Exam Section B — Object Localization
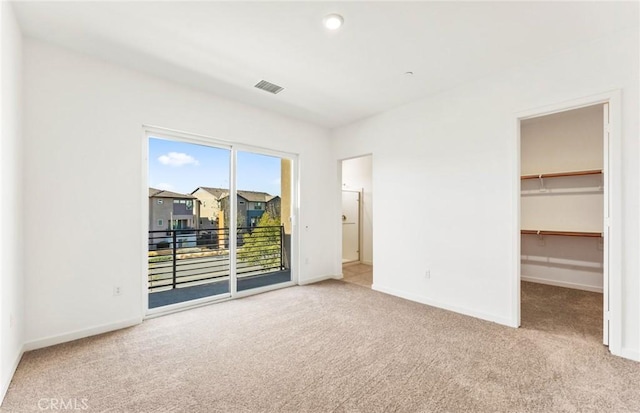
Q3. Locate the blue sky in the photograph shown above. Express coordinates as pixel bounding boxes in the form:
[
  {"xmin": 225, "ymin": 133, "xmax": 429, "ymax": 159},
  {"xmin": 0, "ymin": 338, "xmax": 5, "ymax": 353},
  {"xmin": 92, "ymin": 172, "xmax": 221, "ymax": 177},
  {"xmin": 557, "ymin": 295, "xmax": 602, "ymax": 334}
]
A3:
[{"xmin": 148, "ymin": 137, "xmax": 281, "ymax": 196}]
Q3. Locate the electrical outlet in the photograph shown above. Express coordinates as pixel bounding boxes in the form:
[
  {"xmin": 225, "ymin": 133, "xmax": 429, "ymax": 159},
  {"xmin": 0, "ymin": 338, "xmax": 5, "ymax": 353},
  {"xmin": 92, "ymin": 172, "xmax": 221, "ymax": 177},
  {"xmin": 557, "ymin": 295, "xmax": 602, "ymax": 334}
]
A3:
[
  {"xmin": 425, "ymin": 270, "xmax": 431, "ymax": 279},
  {"xmin": 113, "ymin": 286, "xmax": 122, "ymax": 296}
]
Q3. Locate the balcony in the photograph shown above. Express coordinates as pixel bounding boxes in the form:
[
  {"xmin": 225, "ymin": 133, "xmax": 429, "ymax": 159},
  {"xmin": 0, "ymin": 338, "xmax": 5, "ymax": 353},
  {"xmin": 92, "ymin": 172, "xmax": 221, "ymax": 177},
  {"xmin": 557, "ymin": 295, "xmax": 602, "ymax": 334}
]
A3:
[{"xmin": 148, "ymin": 226, "xmax": 290, "ymax": 308}]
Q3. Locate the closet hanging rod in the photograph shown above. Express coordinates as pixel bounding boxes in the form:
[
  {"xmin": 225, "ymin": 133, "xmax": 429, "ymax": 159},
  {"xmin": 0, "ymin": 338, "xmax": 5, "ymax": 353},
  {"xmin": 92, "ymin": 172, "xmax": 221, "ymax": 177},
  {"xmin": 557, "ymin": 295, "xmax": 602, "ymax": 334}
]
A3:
[
  {"xmin": 520, "ymin": 169, "xmax": 602, "ymax": 180},
  {"xmin": 520, "ymin": 229, "xmax": 603, "ymax": 238}
]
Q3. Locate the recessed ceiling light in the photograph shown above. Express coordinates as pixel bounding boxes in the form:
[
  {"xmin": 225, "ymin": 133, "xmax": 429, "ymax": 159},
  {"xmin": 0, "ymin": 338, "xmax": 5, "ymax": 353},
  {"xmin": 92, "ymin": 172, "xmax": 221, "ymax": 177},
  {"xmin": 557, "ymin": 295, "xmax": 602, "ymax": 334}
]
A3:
[{"xmin": 323, "ymin": 14, "xmax": 344, "ymax": 30}]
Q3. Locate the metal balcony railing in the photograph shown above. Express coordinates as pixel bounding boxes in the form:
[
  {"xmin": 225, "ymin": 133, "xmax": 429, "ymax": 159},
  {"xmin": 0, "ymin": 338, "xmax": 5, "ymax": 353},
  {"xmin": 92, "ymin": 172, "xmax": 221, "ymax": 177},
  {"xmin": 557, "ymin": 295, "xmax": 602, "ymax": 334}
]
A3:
[{"xmin": 148, "ymin": 226, "xmax": 286, "ymax": 292}]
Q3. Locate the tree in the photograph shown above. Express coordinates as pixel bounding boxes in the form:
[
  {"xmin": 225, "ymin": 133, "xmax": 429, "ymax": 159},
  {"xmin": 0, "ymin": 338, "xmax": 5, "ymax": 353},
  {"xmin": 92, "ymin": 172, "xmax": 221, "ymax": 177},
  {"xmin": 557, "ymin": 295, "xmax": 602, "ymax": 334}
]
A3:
[{"xmin": 237, "ymin": 212, "xmax": 282, "ymax": 271}]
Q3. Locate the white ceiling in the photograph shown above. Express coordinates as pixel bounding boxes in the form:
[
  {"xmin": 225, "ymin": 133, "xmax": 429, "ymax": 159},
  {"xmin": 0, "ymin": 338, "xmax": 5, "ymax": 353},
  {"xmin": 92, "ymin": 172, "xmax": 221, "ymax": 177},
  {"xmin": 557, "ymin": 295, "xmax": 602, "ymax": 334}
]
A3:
[{"xmin": 12, "ymin": 1, "xmax": 639, "ymax": 128}]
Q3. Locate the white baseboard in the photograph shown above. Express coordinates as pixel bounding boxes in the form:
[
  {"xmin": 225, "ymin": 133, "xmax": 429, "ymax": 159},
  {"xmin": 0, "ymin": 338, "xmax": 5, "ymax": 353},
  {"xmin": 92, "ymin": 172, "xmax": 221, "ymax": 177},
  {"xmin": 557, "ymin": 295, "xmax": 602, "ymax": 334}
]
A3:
[
  {"xmin": 521, "ymin": 276, "xmax": 603, "ymax": 293},
  {"xmin": 361, "ymin": 260, "xmax": 373, "ymax": 266},
  {"xmin": 1, "ymin": 344, "xmax": 24, "ymax": 404},
  {"xmin": 298, "ymin": 274, "xmax": 340, "ymax": 285},
  {"xmin": 372, "ymin": 284, "xmax": 513, "ymax": 327},
  {"xmin": 617, "ymin": 347, "xmax": 640, "ymax": 362},
  {"xmin": 23, "ymin": 317, "xmax": 143, "ymax": 352}
]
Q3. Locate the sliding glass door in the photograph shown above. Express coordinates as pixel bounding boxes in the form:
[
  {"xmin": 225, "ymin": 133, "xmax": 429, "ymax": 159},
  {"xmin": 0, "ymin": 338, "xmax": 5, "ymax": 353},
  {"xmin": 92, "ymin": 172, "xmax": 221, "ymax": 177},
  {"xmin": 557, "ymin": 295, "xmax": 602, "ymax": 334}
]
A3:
[
  {"xmin": 147, "ymin": 137, "xmax": 231, "ymax": 308},
  {"xmin": 235, "ymin": 151, "xmax": 292, "ymax": 293},
  {"xmin": 146, "ymin": 131, "xmax": 295, "ymax": 310}
]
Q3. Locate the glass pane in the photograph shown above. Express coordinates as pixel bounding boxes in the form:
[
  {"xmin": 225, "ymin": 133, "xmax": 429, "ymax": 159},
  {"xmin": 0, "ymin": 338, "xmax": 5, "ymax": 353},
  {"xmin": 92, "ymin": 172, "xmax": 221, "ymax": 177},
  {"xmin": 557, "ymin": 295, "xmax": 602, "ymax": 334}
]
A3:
[
  {"xmin": 235, "ymin": 151, "xmax": 292, "ymax": 292},
  {"xmin": 147, "ymin": 137, "xmax": 230, "ymax": 308}
]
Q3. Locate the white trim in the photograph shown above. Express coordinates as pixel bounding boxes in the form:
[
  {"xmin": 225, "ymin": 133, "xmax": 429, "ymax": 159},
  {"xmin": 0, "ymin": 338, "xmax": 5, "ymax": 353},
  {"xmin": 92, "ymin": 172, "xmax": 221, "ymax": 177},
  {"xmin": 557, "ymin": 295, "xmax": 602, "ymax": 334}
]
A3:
[
  {"xmin": 144, "ymin": 124, "xmax": 296, "ymax": 159},
  {"xmin": 602, "ymin": 102, "xmax": 610, "ymax": 346},
  {"xmin": 618, "ymin": 348, "xmax": 640, "ymax": 362},
  {"xmin": 521, "ymin": 276, "xmax": 603, "ymax": 293},
  {"xmin": 229, "ymin": 149, "xmax": 238, "ymax": 297},
  {"xmin": 336, "ymin": 160, "xmax": 344, "ymax": 282},
  {"xmin": 140, "ymin": 130, "xmax": 149, "ymax": 318},
  {"xmin": 0, "ymin": 345, "xmax": 24, "ymax": 403},
  {"xmin": 516, "ymin": 92, "xmax": 616, "ymax": 121},
  {"xmin": 144, "ymin": 125, "xmax": 232, "ymax": 150},
  {"xmin": 511, "ymin": 114, "xmax": 522, "ymax": 328},
  {"xmin": 290, "ymin": 157, "xmax": 300, "ymax": 285},
  {"xmin": 513, "ymin": 90, "xmax": 623, "ymax": 354},
  {"xmin": 298, "ymin": 274, "xmax": 340, "ymax": 285},
  {"xmin": 373, "ymin": 284, "xmax": 513, "ymax": 327},
  {"xmin": 607, "ymin": 92, "xmax": 623, "ymax": 357},
  {"xmin": 360, "ymin": 260, "xmax": 374, "ymax": 266},
  {"xmin": 23, "ymin": 318, "xmax": 142, "ymax": 352}
]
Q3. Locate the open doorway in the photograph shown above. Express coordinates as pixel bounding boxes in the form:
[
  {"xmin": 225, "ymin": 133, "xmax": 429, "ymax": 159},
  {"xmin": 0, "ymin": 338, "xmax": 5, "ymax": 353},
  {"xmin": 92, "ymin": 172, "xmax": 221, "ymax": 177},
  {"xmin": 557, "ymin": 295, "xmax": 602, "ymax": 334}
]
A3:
[
  {"xmin": 340, "ymin": 155, "xmax": 373, "ymax": 288},
  {"xmin": 519, "ymin": 103, "xmax": 609, "ymax": 345}
]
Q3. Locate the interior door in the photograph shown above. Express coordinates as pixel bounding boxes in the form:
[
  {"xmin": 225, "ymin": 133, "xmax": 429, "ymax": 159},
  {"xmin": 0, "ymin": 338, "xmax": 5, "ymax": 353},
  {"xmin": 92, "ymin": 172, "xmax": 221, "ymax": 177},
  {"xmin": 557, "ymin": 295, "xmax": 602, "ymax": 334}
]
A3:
[{"xmin": 342, "ymin": 191, "xmax": 360, "ymax": 263}]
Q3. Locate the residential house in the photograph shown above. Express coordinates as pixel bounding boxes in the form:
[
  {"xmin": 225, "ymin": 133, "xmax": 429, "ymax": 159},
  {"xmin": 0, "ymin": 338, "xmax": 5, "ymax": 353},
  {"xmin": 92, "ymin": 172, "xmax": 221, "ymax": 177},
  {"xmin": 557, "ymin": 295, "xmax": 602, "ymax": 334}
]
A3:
[
  {"xmin": 219, "ymin": 190, "xmax": 281, "ymax": 228},
  {"xmin": 190, "ymin": 186, "xmax": 227, "ymax": 229},
  {"xmin": 148, "ymin": 188, "xmax": 198, "ymax": 232},
  {"xmin": 191, "ymin": 187, "xmax": 281, "ymax": 229},
  {"xmin": 265, "ymin": 194, "xmax": 281, "ymax": 221}
]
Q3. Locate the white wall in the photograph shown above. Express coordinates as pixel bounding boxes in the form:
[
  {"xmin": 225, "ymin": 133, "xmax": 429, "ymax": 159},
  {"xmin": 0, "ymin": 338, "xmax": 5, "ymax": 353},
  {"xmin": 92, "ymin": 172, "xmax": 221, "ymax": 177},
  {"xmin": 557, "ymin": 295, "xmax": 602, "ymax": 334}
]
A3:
[
  {"xmin": 342, "ymin": 155, "xmax": 373, "ymax": 265},
  {"xmin": 521, "ymin": 105, "xmax": 604, "ymax": 174},
  {"xmin": 332, "ymin": 28, "xmax": 639, "ymax": 360},
  {"xmin": 22, "ymin": 39, "xmax": 338, "ymax": 349},
  {"xmin": 0, "ymin": 1, "xmax": 24, "ymax": 401},
  {"xmin": 521, "ymin": 235, "xmax": 603, "ymax": 292}
]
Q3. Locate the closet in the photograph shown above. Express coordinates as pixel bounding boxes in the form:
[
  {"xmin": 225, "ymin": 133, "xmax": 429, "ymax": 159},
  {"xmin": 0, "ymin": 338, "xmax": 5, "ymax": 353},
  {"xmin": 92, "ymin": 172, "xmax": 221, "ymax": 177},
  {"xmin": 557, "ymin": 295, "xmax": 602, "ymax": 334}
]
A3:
[{"xmin": 520, "ymin": 103, "xmax": 607, "ymax": 341}]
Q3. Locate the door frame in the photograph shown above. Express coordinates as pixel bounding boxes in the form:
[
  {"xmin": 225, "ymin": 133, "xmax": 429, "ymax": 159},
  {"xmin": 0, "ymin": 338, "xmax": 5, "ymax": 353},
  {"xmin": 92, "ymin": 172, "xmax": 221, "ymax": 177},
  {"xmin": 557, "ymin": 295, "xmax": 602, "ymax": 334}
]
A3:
[
  {"xmin": 141, "ymin": 125, "xmax": 299, "ymax": 317},
  {"xmin": 512, "ymin": 90, "xmax": 622, "ymax": 355}
]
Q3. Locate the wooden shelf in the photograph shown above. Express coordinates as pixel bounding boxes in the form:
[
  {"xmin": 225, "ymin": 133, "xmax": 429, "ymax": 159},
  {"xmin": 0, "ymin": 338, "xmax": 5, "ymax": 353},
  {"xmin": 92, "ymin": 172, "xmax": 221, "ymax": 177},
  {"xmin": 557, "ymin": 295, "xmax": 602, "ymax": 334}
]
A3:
[
  {"xmin": 521, "ymin": 229, "xmax": 602, "ymax": 238},
  {"xmin": 521, "ymin": 169, "xmax": 602, "ymax": 180}
]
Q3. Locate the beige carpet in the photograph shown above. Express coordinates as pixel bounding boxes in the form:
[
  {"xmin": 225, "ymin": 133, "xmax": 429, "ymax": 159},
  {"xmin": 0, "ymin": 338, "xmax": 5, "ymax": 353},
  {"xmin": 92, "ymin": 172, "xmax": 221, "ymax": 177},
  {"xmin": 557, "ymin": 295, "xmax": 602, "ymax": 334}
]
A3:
[{"xmin": 2, "ymin": 281, "xmax": 639, "ymax": 412}]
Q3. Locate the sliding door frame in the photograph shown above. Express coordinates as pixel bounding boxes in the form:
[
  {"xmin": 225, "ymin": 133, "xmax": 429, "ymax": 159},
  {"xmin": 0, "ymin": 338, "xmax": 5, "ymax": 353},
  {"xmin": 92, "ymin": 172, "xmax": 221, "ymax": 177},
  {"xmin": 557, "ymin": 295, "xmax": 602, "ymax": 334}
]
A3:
[
  {"xmin": 141, "ymin": 125, "xmax": 299, "ymax": 317},
  {"xmin": 233, "ymin": 146, "xmax": 299, "ymax": 299}
]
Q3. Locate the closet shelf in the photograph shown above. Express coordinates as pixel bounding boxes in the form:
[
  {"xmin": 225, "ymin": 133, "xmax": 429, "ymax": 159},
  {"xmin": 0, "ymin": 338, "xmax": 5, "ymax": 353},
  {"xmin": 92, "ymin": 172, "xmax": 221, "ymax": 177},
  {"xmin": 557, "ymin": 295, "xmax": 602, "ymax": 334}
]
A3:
[
  {"xmin": 521, "ymin": 229, "xmax": 602, "ymax": 238},
  {"xmin": 521, "ymin": 169, "xmax": 602, "ymax": 180}
]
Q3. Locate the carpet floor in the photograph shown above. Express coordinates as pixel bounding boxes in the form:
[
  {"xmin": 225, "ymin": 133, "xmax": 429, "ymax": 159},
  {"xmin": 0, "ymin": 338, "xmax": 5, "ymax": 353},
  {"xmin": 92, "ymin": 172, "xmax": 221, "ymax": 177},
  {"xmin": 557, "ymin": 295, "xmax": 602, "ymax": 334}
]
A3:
[{"xmin": 1, "ymin": 281, "xmax": 638, "ymax": 412}]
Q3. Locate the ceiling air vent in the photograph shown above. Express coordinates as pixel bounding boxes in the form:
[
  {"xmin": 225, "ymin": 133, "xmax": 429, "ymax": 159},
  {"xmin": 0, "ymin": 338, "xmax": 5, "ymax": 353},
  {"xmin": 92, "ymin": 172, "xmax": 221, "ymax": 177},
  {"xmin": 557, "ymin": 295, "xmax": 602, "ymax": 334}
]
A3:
[{"xmin": 254, "ymin": 80, "xmax": 284, "ymax": 94}]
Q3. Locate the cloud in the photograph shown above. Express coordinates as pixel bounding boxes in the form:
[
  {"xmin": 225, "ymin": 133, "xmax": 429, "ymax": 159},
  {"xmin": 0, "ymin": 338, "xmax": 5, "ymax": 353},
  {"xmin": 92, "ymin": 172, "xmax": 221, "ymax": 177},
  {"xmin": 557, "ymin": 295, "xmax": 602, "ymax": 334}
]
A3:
[
  {"xmin": 158, "ymin": 152, "xmax": 199, "ymax": 167},
  {"xmin": 155, "ymin": 182, "xmax": 175, "ymax": 191}
]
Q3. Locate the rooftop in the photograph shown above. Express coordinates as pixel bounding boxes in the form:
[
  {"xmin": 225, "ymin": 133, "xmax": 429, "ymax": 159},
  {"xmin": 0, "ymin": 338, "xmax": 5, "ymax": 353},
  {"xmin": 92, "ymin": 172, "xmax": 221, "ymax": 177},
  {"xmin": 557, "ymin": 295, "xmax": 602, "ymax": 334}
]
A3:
[{"xmin": 149, "ymin": 188, "xmax": 197, "ymax": 199}]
